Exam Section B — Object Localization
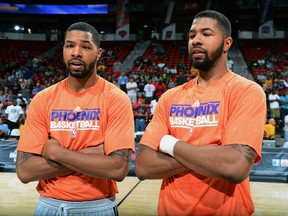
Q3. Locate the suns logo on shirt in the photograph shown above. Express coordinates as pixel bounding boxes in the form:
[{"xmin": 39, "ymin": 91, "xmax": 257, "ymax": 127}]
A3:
[
  {"xmin": 50, "ymin": 108, "xmax": 100, "ymax": 131},
  {"xmin": 169, "ymin": 101, "xmax": 220, "ymax": 129}
]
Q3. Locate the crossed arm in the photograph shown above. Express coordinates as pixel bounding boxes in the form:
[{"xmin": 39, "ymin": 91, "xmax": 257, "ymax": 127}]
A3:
[
  {"xmin": 16, "ymin": 139, "xmax": 132, "ymax": 184},
  {"xmin": 135, "ymin": 141, "xmax": 256, "ymax": 184}
]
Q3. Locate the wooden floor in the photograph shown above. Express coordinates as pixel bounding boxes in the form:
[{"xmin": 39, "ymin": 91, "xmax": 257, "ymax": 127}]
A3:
[{"xmin": 0, "ymin": 172, "xmax": 288, "ymax": 216}]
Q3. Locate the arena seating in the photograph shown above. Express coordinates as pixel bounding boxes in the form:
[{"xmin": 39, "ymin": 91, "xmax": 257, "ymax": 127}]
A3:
[
  {"xmin": 238, "ymin": 39, "xmax": 288, "ymax": 81},
  {"xmin": 0, "ymin": 40, "xmax": 58, "ymax": 67}
]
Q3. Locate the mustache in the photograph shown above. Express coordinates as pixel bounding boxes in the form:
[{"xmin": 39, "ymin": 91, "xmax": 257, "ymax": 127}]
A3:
[
  {"xmin": 68, "ymin": 58, "xmax": 85, "ymax": 65},
  {"xmin": 189, "ymin": 45, "xmax": 207, "ymax": 58}
]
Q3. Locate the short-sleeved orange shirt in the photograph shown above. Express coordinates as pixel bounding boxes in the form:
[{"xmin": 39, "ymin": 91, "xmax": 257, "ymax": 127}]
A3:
[
  {"xmin": 141, "ymin": 71, "xmax": 267, "ymax": 215},
  {"xmin": 17, "ymin": 77, "xmax": 135, "ymax": 201}
]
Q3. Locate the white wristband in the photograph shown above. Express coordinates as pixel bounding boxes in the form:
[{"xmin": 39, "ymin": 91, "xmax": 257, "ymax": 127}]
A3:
[{"xmin": 159, "ymin": 135, "xmax": 179, "ymax": 157}]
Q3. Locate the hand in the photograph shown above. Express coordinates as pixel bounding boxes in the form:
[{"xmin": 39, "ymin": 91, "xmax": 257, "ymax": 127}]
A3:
[
  {"xmin": 159, "ymin": 135, "xmax": 179, "ymax": 157},
  {"xmin": 42, "ymin": 138, "xmax": 62, "ymax": 161},
  {"xmin": 79, "ymin": 144, "xmax": 105, "ymax": 155}
]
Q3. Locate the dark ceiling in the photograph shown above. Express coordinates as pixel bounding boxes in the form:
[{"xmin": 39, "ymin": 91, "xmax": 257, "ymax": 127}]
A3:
[{"xmin": 0, "ymin": 0, "xmax": 287, "ymax": 36}]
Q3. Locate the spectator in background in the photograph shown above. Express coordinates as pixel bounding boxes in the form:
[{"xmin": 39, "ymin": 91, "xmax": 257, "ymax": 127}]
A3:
[
  {"xmin": 32, "ymin": 82, "xmax": 44, "ymax": 97},
  {"xmin": 166, "ymin": 75, "xmax": 176, "ymax": 89},
  {"xmin": 0, "ymin": 117, "xmax": 9, "ymax": 139},
  {"xmin": 257, "ymin": 71, "xmax": 266, "ymax": 84},
  {"xmin": 144, "ymin": 79, "xmax": 155, "ymax": 104},
  {"xmin": 178, "ymin": 60, "xmax": 186, "ymax": 70},
  {"xmin": 268, "ymin": 88, "xmax": 281, "ymax": 125},
  {"xmin": 227, "ymin": 57, "xmax": 234, "ymax": 70},
  {"xmin": 283, "ymin": 114, "xmax": 288, "ymax": 143},
  {"xmin": 176, "ymin": 71, "xmax": 187, "ymax": 86},
  {"xmin": 5, "ymin": 99, "xmax": 24, "ymax": 132},
  {"xmin": 154, "ymin": 79, "xmax": 166, "ymax": 98},
  {"xmin": 264, "ymin": 118, "xmax": 276, "ymax": 140},
  {"xmin": 117, "ymin": 72, "xmax": 128, "ymax": 93},
  {"xmin": 18, "ymin": 117, "xmax": 25, "ymax": 135},
  {"xmin": 280, "ymin": 90, "xmax": 288, "ymax": 127},
  {"xmin": 23, "ymin": 66, "xmax": 33, "ymax": 85},
  {"xmin": 137, "ymin": 76, "xmax": 147, "ymax": 98},
  {"xmin": 0, "ymin": 90, "xmax": 6, "ymax": 103},
  {"xmin": 264, "ymin": 75, "xmax": 273, "ymax": 90},
  {"xmin": 134, "ymin": 98, "xmax": 148, "ymax": 132},
  {"xmin": 126, "ymin": 77, "xmax": 138, "ymax": 103},
  {"xmin": 150, "ymin": 95, "xmax": 159, "ymax": 117},
  {"xmin": 113, "ymin": 59, "xmax": 123, "ymax": 78},
  {"xmin": 10, "ymin": 80, "xmax": 22, "ymax": 96},
  {"xmin": 97, "ymin": 61, "xmax": 105, "ymax": 78},
  {"xmin": 170, "ymin": 65, "xmax": 178, "ymax": 75}
]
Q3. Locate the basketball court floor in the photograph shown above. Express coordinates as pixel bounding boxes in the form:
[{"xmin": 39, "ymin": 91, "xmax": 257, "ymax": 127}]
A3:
[{"xmin": 0, "ymin": 172, "xmax": 288, "ymax": 216}]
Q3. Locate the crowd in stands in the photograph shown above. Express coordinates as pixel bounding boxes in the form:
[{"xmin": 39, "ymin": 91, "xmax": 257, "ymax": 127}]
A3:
[
  {"xmin": 239, "ymin": 39, "xmax": 288, "ymax": 145},
  {"xmin": 1, "ymin": 38, "xmax": 288, "ymax": 144},
  {"xmin": 0, "ymin": 38, "xmax": 196, "ymax": 139}
]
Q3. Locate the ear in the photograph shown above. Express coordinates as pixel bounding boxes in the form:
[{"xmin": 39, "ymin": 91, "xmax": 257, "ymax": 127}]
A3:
[
  {"xmin": 97, "ymin": 48, "xmax": 103, "ymax": 61},
  {"xmin": 223, "ymin": 37, "xmax": 233, "ymax": 53}
]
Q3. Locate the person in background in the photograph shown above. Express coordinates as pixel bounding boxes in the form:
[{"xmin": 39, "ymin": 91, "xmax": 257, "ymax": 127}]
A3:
[
  {"xmin": 264, "ymin": 118, "xmax": 276, "ymax": 140},
  {"xmin": 149, "ymin": 95, "xmax": 159, "ymax": 117},
  {"xmin": 134, "ymin": 98, "xmax": 149, "ymax": 132},
  {"xmin": 117, "ymin": 71, "xmax": 128, "ymax": 93},
  {"xmin": 16, "ymin": 22, "xmax": 134, "ymax": 216},
  {"xmin": 280, "ymin": 90, "xmax": 288, "ymax": 128},
  {"xmin": 126, "ymin": 76, "xmax": 138, "ymax": 103},
  {"xmin": 283, "ymin": 115, "xmax": 288, "ymax": 143},
  {"xmin": 31, "ymin": 82, "xmax": 44, "ymax": 97},
  {"xmin": 113, "ymin": 59, "xmax": 123, "ymax": 79},
  {"xmin": 154, "ymin": 79, "xmax": 167, "ymax": 98},
  {"xmin": 268, "ymin": 88, "xmax": 281, "ymax": 127},
  {"xmin": 144, "ymin": 79, "xmax": 155, "ymax": 105},
  {"xmin": 135, "ymin": 10, "xmax": 266, "ymax": 216},
  {"xmin": 5, "ymin": 99, "xmax": 24, "ymax": 132},
  {"xmin": 0, "ymin": 117, "xmax": 9, "ymax": 139}
]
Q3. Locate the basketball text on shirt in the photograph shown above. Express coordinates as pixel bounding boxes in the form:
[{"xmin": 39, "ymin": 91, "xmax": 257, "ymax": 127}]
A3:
[
  {"xmin": 50, "ymin": 108, "xmax": 100, "ymax": 131},
  {"xmin": 169, "ymin": 101, "xmax": 219, "ymax": 129}
]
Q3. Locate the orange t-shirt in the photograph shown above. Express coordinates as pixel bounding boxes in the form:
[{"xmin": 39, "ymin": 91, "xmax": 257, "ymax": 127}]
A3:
[
  {"xmin": 17, "ymin": 76, "xmax": 135, "ymax": 201},
  {"xmin": 141, "ymin": 71, "xmax": 267, "ymax": 216}
]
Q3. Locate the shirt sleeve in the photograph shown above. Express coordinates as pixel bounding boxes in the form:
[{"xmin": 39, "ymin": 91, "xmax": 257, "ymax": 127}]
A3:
[
  {"xmin": 17, "ymin": 93, "xmax": 48, "ymax": 154},
  {"xmin": 104, "ymin": 89, "xmax": 135, "ymax": 154},
  {"xmin": 222, "ymin": 83, "xmax": 267, "ymax": 163}
]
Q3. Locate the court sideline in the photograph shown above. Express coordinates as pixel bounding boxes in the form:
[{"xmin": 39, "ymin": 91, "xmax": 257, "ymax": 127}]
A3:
[{"xmin": 1, "ymin": 173, "xmax": 288, "ymax": 216}]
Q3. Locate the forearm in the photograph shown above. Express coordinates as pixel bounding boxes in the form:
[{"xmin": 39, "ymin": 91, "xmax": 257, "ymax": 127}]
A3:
[
  {"xmin": 173, "ymin": 141, "xmax": 255, "ymax": 183},
  {"xmin": 135, "ymin": 145, "xmax": 190, "ymax": 180},
  {"xmin": 16, "ymin": 151, "xmax": 71, "ymax": 184},
  {"xmin": 49, "ymin": 147, "xmax": 130, "ymax": 181}
]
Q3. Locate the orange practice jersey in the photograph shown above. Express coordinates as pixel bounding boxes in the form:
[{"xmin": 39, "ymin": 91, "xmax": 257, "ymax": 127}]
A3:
[
  {"xmin": 141, "ymin": 71, "xmax": 267, "ymax": 216},
  {"xmin": 17, "ymin": 77, "xmax": 135, "ymax": 201}
]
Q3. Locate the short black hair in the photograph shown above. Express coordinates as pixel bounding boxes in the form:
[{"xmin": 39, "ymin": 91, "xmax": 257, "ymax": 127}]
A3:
[
  {"xmin": 65, "ymin": 22, "xmax": 100, "ymax": 48},
  {"xmin": 194, "ymin": 10, "xmax": 231, "ymax": 38}
]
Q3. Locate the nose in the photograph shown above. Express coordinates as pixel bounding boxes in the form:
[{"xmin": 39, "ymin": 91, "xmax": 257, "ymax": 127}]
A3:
[
  {"xmin": 72, "ymin": 46, "xmax": 82, "ymax": 58},
  {"xmin": 191, "ymin": 34, "xmax": 202, "ymax": 46}
]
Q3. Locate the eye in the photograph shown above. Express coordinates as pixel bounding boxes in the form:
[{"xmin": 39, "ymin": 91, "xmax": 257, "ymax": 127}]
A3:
[
  {"xmin": 189, "ymin": 34, "xmax": 195, "ymax": 39},
  {"xmin": 65, "ymin": 44, "xmax": 73, "ymax": 48},
  {"xmin": 203, "ymin": 33, "xmax": 212, "ymax": 37}
]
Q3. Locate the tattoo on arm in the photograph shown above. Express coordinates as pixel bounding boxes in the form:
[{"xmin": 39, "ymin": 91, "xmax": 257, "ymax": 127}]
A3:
[
  {"xmin": 109, "ymin": 149, "xmax": 132, "ymax": 162},
  {"xmin": 230, "ymin": 144, "xmax": 256, "ymax": 164},
  {"xmin": 16, "ymin": 151, "xmax": 60, "ymax": 168},
  {"xmin": 16, "ymin": 151, "xmax": 34, "ymax": 167},
  {"xmin": 137, "ymin": 144, "xmax": 154, "ymax": 155}
]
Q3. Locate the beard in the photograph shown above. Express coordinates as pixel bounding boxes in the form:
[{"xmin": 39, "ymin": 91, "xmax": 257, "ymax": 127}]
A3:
[
  {"xmin": 190, "ymin": 40, "xmax": 224, "ymax": 71},
  {"xmin": 66, "ymin": 58, "xmax": 97, "ymax": 79}
]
